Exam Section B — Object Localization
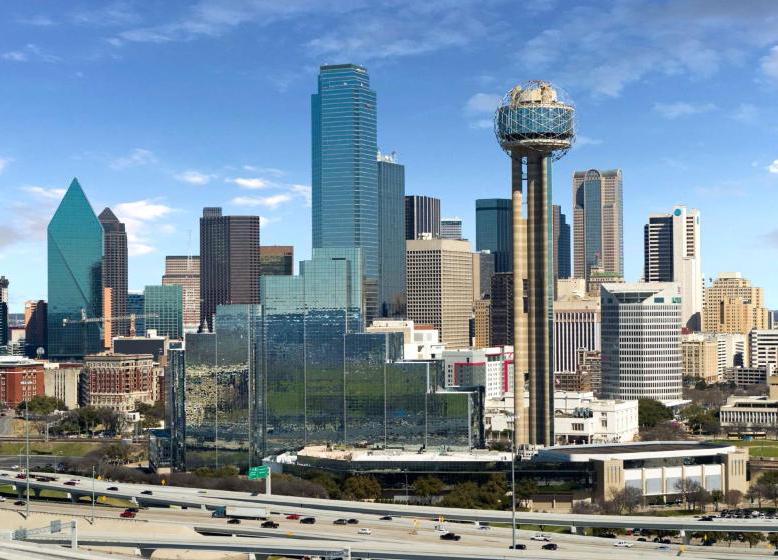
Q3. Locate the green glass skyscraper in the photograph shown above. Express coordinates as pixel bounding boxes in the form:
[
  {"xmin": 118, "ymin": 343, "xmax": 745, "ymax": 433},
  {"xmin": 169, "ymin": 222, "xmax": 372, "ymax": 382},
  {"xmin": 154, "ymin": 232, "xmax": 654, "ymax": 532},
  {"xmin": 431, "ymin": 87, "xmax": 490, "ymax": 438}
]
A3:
[
  {"xmin": 47, "ymin": 178, "xmax": 103, "ymax": 359},
  {"xmin": 377, "ymin": 152, "xmax": 405, "ymax": 317},
  {"xmin": 144, "ymin": 285, "xmax": 183, "ymax": 339},
  {"xmin": 311, "ymin": 64, "xmax": 378, "ymax": 320}
]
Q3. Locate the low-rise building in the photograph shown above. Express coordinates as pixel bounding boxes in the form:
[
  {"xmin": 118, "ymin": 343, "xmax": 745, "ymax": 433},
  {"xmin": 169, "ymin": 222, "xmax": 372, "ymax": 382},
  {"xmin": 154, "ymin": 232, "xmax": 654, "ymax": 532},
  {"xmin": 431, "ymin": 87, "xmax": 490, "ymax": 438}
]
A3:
[
  {"xmin": 0, "ymin": 356, "xmax": 44, "ymax": 407},
  {"xmin": 720, "ymin": 395, "xmax": 778, "ymax": 429},
  {"xmin": 577, "ymin": 349, "xmax": 602, "ymax": 396},
  {"xmin": 365, "ymin": 319, "xmax": 444, "ymax": 360},
  {"xmin": 443, "ymin": 346, "xmax": 513, "ymax": 399},
  {"xmin": 723, "ymin": 365, "xmax": 774, "ymax": 386},
  {"xmin": 81, "ymin": 353, "xmax": 160, "ymax": 413},
  {"xmin": 43, "ymin": 362, "xmax": 80, "ymax": 410},
  {"xmin": 681, "ymin": 333, "xmax": 719, "ymax": 384}
]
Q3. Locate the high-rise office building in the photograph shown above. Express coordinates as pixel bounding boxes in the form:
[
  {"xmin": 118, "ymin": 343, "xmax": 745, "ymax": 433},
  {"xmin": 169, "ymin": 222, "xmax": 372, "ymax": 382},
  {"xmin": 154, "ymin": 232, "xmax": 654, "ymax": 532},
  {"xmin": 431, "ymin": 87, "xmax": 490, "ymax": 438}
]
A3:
[
  {"xmin": 162, "ymin": 256, "xmax": 200, "ymax": 332},
  {"xmin": 472, "ymin": 298, "xmax": 491, "ymax": 348},
  {"xmin": 440, "ymin": 217, "xmax": 463, "ymax": 240},
  {"xmin": 749, "ymin": 330, "xmax": 778, "ymax": 370},
  {"xmin": 259, "ymin": 246, "xmax": 293, "ymax": 276},
  {"xmin": 490, "ymin": 272, "xmax": 513, "ymax": 347},
  {"xmin": 47, "ymin": 179, "xmax": 103, "ymax": 360},
  {"xmin": 573, "ymin": 169, "xmax": 623, "ymax": 280},
  {"xmin": 406, "ymin": 237, "xmax": 473, "ymax": 348},
  {"xmin": 126, "ymin": 292, "xmax": 145, "ymax": 336},
  {"xmin": 144, "ymin": 285, "xmax": 183, "ymax": 339},
  {"xmin": 312, "ymin": 64, "xmax": 378, "ymax": 321},
  {"xmin": 476, "ymin": 199, "xmax": 513, "ymax": 273},
  {"xmin": 199, "ymin": 207, "xmax": 261, "ymax": 332},
  {"xmin": 98, "ymin": 208, "xmax": 128, "ymax": 340},
  {"xmin": 0, "ymin": 276, "xmax": 7, "ymax": 347},
  {"xmin": 553, "ymin": 204, "xmax": 571, "ymax": 280},
  {"xmin": 644, "ymin": 206, "xmax": 702, "ymax": 331},
  {"xmin": 703, "ymin": 272, "xmax": 768, "ymax": 334},
  {"xmin": 554, "ymin": 279, "xmax": 600, "ymax": 376},
  {"xmin": 472, "ymin": 250, "xmax": 495, "ymax": 299},
  {"xmin": 405, "ymin": 195, "xmax": 441, "ymax": 240},
  {"xmin": 377, "ymin": 152, "xmax": 406, "ymax": 317},
  {"xmin": 23, "ymin": 300, "xmax": 47, "ymax": 358},
  {"xmin": 601, "ymin": 282, "xmax": 682, "ymax": 401}
]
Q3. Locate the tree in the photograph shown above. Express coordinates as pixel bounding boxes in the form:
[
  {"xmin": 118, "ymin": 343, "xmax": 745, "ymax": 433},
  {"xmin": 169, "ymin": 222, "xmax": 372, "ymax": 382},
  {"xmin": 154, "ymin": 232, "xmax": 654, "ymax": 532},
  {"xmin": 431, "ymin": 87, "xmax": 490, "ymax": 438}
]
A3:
[
  {"xmin": 640, "ymin": 420, "xmax": 689, "ymax": 441},
  {"xmin": 609, "ymin": 486, "xmax": 643, "ymax": 514},
  {"xmin": 571, "ymin": 501, "xmax": 600, "ymax": 514},
  {"xmin": 743, "ymin": 532, "xmax": 765, "ymax": 549},
  {"xmin": 746, "ymin": 484, "xmax": 762, "ymax": 507},
  {"xmin": 342, "ymin": 476, "xmax": 382, "ymax": 501},
  {"xmin": 757, "ymin": 471, "xmax": 778, "ymax": 508},
  {"xmin": 768, "ymin": 532, "xmax": 778, "ymax": 549},
  {"xmin": 413, "ymin": 476, "xmax": 445, "ymax": 500},
  {"xmin": 711, "ymin": 490, "xmax": 723, "ymax": 512},
  {"xmin": 689, "ymin": 485, "xmax": 711, "ymax": 512},
  {"xmin": 439, "ymin": 482, "xmax": 479, "ymax": 509},
  {"xmin": 638, "ymin": 399, "xmax": 673, "ymax": 428},
  {"xmin": 674, "ymin": 479, "xmax": 703, "ymax": 510},
  {"xmin": 16, "ymin": 395, "xmax": 66, "ymax": 416},
  {"xmin": 515, "ymin": 478, "xmax": 538, "ymax": 508},
  {"xmin": 725, "ymin": 489, "xmax": 743, "ymax": 508}
]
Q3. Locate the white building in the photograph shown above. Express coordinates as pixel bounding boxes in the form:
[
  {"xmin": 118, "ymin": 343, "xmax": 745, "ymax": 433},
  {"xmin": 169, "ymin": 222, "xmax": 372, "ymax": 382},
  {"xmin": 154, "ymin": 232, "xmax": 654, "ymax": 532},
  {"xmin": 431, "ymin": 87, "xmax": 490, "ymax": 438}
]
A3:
[
  {"xmin": 485, "ymin": 391, "xmax": 638, "ymax": 445},
  {"xmin": 750, "ymin": 330, "xmax": 778, "ymax": 369},
  {"xmin": 644, "ymin": 206, "xmax": 702, "ymax": 331},
  {"xmin": 720, "ymin": 395, "xmax": 778, "ymax": 429},
  {"xmin": 43, "ymin": 363, "xmax": 80, "ymax": 410},
  {"xmin": 443, "ymin": 346, "xmax": 513, "ymax": 399},
  {"xmin": 715, "ymin": 332, "xmax": 748, "ymax": 375},
  {"xmin": 366, "ymin": 319, "xmax": 444, "ymax": 360},
  {"xmin": 554, "ymin": 279, "xmax": 601, "ymax": 375},
  {"xmin": 601, "ymin": 282, "xmax": 682, "ymax": 401}
]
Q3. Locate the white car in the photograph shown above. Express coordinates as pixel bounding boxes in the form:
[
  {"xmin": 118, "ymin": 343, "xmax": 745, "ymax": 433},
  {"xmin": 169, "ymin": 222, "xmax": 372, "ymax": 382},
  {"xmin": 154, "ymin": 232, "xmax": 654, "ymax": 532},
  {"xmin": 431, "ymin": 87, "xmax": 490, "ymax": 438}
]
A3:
[
  {"xmin": 434, "ymin": 524, "xmax": 448, "ymax": 532},
  {"xmin": 358, "ymin": 528, "xmax": 372, "ymax": 535},
  {"xmin": 531, "ymin": 533, "xmax": 552, "ymax": 542},
  {"xmin": 0, "ymin": 496, "xmax": 5, "ymax": 502},
  {"xmin": 614, "ymin": 541, "xmax": 633, "ymax": 548}
]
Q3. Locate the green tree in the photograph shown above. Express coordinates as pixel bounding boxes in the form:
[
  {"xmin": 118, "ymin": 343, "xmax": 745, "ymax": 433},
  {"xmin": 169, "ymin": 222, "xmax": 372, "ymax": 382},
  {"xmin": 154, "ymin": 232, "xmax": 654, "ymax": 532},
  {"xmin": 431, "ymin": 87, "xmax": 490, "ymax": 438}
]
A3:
[
  {"xmin": 609, "ymin": 486, "xmax": 643, "ymax": 514},
  {"xmin": 638, "ymin": 399, "xmax": 673, "ymax": 428},
  {"xmin": 342, "ymin": 476, "xmax": 382, "ymax": 501},
  {"xmin": 440, "ymin": 482, "xmax": 479, "ymax": 509},
  {"xmin": 711, "ymin": 490, "xmax": 723, "ymax": 512},
  {"xmin": 757, "ymin": 471, "xmax": 778, "ymax": 507},
  {"xmin": 16, "ymin": 395, "xmax": 66, "ymax": 416},
  {"xmin": 413, "ymin": 476, "xmax": 445, "ymax": 500},
  {"xmin": 743, "ymin": 532, "xmax": 764, "ymax": 548},
  {"xmin": 308, "ymin": 473, "xmax": 340, "ymax": 499},
  {"xmin": 768, "ymin": 532, "xmax": 778, "ymax": 549},
  {"xmin": 515, "ymin": 478, "xmax": 538, "ymax": 508}
]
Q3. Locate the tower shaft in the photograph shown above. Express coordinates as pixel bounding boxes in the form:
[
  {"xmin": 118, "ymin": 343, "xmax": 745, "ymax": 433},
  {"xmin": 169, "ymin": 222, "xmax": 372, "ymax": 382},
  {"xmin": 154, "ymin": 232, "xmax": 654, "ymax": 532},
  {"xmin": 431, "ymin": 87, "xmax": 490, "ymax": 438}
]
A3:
[{"xmin": 511, "ymin": 157, "xmax": 527, "ymax": 445}]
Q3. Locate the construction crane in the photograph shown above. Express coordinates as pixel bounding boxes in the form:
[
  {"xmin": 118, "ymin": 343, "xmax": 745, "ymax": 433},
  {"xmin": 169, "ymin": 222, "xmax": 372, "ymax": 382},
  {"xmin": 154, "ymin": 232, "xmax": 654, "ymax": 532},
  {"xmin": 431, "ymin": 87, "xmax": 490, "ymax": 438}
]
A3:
[{"xmin": 62, "ymin": 309, "xmax": 159, "ymax": 337}]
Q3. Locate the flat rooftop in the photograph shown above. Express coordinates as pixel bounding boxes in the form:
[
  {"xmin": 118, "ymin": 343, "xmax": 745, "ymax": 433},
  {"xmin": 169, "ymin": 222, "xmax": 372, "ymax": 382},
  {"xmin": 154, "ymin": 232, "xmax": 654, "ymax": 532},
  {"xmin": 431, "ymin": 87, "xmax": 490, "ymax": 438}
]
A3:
[{"xmin": 535, "ymin": 441, "xmax": 740, "ymax": 463}]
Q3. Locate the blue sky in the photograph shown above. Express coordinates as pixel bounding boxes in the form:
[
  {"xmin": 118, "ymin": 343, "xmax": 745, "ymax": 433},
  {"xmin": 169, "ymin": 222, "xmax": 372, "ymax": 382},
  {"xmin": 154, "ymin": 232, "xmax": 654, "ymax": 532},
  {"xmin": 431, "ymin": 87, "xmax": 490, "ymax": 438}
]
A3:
[{"xmin": 1, "ymin": 0, "xmax": 778, "ymax": 312}]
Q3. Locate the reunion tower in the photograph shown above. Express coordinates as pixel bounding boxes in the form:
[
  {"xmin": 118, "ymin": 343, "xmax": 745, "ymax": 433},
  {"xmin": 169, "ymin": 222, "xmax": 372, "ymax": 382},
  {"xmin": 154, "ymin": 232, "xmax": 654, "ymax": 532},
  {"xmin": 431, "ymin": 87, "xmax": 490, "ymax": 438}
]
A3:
[{"xmin": 494, "ymin": 81, "xmax": 575, "ymax": 446}]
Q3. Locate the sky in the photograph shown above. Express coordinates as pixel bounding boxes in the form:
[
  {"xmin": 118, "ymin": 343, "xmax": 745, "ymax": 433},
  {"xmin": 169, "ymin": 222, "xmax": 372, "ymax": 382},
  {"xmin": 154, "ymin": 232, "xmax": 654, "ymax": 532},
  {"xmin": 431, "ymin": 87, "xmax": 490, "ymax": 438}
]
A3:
[{"xmin": 1, "ymin": 0, "xmax": 778, "ymax": 313}]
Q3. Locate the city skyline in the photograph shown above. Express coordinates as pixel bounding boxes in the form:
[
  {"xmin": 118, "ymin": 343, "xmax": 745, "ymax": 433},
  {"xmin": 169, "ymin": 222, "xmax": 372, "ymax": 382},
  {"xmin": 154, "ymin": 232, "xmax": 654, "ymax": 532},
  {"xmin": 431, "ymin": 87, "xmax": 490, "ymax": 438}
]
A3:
[{"xmin": 2, "ymin": 2, "xmax": 778, "ymax": 311}]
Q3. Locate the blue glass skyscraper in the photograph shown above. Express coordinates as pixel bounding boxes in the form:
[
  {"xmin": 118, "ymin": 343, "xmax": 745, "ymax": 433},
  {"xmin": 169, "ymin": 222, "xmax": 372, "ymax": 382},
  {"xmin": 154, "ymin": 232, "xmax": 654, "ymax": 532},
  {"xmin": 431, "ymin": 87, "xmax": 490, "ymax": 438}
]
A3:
[
  {"xmin": 476, "ymin": 199, "xmax": 513, "ymax": 273},
  {"xmin": 311, "ymin": 64, "xmax": 378, "ymax": 320},
  {"xmin": 377, "ymin": 153, "xmax": 405, "ymax": 317},
  {"xmin": 47, "ymin": 178, "xmax": 103, "ymax": 359}
]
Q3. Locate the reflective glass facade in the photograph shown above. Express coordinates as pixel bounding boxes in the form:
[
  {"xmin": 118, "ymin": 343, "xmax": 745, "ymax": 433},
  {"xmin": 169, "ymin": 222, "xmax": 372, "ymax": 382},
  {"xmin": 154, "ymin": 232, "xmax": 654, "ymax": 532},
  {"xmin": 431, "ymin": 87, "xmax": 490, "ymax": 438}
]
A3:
[
  {"xmin": 475, "ymin": 198, "xmax": 513, "ymax": 273},
  {"xmin": 377, "ymin": 158, "xmax": 405, "ymax": 317},
  {"xmin": 47, "ymin": 179, "xmax": 103, "ymax": 359},
  {"xmin": 312, "ymin": 64, "xmax": 378, "ymax": 320},
  {"xmin": 143, "ymin": 284, "xmax": 183, "ymax": 339},
  {"xmin": 126, "ymin": 293, "xmax": 145, "ymax": 336}
]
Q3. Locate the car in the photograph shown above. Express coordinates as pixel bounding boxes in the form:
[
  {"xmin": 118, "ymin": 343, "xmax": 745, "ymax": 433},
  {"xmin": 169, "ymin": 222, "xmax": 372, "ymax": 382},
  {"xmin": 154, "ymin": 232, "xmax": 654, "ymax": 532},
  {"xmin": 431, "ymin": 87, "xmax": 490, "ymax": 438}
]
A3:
[
  {"xmin": 601, "ymin": 532, "xmax": 617, "ymax": 539},
  {"xmin": 261, "ymin": 521, "xmax": 279, "ymax": 529},
  {"xmin": 660, "ymin": 538, "xmax": 672, "ymax": 544},
  {"xmin": 637, "ymin": 537, "xmax": 647, "ymax": 542},
  {"xmin": 347, "ymin": 518, "xmax": 359, "ymax": 525},
  {"xmin": 657, "ymin": 545, "xmax": 671, "ymax": 551},
  {"xmin": 477, "ymin": 525, "xmax": 491, "ymax": 531},
  {"xmin": 358, "ymin": 528, "xmax": 372, "ymax": 535},
  {"xmin": 0, "ymin": 496, "xmax": 5, "ymax": 502},
  {"xmin": 508, "ymin": 544, "xmax": 527, "ymax": 550},
  {"xmin": 227, "ymin": 518, "xmax": 241, "ymax": 525},
  {"xmin": 120, "ymin": 511, "xmax": 136, "ymax": 518},
  {"xmin": 197, "ymin": 490, "xmax": 207, "ymax": 494},
  {"xmin": 614, "ymin": 541, "xmax": 633, "ymax": 548},
  {"xmin": 286, "ymin": 514, "xmax": 301, "ymax": 520},
  {"xmin": 440, "ymin": 532, "xmax": 461, "ymax": 541},
  {"xmin": 126, "ymin": 507, "xmax": 139, "ymax": 513},
  {"xmin": 334, "ymin": 519, "xmax": 348, "ymax": 525},
  {"xmin": 530, "ymin": 533, "xmax": 551, "ymax": 542},
  {"xmin": 14, "ymin": 500, "xmax": 25, "ymax": 506},
  {"xmin": 107, "ymin": 486, "xmax": 118, "ymax": 491},
  {"xmin": 140, "ymin": 490, "xmax": 152, "ymax": 495},
  {"xmin": 542, "ymin": 543, "xmax": 558, "ymax": 550},
  {"xmin": 300, "ymin": 517, "xmax": 316, "ymax": 524},
  {"xmin": 699, "ymin": 516, "xmax": 714, "ymax": 521},
  {"xmin": 15, "ymin": 474, "xmax": 26, "ymax": 479},
  {"xmin": 379, "ymin": 515, "xmax": 393, "ymax": 521},
  {"xmin": 64, "ymin": 481, "xmax": 76, "ymax": 486}
]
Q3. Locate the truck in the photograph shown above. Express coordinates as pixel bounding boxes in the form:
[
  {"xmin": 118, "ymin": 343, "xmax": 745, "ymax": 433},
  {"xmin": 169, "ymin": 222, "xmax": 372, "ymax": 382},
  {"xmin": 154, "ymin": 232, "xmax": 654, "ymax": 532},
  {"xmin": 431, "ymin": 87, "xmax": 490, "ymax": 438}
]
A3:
[{"xmin": 212, "ymin": 505, "xmax": 268, "ymax": 519}]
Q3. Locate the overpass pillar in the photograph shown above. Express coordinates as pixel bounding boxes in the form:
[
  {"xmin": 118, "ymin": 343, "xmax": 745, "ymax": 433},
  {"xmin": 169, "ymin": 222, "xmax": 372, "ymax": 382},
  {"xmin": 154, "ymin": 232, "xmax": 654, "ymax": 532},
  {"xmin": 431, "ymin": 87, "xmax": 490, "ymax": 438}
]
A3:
[
  {"xmin": 680, "ymin": 529, "xmax": 690, "ymax": 545},
  {"xmin": 14, "ymin": 485, "xmax": 23, "ymax": 499},
  {"xmin": 569, "ymin": 525, "xmax": 578, "ymax": 535},
  {"xmin": 32, "ymin": 487, "xmax": 41, "ymax": 498},
  {"xmin": 68, "ymin": 493, "xmax": 78, "ymax": 503},
  {"xmin": 138, "ymin": 547, "xmax": 156, "ymax": 559},
  {"xmin": 246, "ymin": 553, "xmax": 257, "ymax": 560}
]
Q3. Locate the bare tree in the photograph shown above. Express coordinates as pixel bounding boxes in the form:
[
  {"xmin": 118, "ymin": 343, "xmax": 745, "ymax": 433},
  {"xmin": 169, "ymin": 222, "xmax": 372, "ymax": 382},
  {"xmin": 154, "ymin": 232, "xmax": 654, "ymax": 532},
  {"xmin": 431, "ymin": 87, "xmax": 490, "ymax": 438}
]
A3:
[
  {"xmin": 725, "ymin": 489, "xmax": 743, "ymax": 508},
  {"xmin": 674, "ymin": 479, "xmax": 703, "ymax": 510},
  {"xmin": 609, "ymin": 486, "xmax": 643, "ymax": 514}
]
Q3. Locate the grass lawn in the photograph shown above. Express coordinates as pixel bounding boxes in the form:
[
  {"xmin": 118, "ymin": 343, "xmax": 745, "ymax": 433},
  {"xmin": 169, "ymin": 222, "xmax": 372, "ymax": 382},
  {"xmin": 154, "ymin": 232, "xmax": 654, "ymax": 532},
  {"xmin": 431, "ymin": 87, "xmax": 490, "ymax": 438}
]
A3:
[
  {"xmin": 711, "ymin": 439, "xmax": 778, "ymax": 458},
  {"xmin": 0, "ymin": 441, "xmax": 102, "ymax": 457}
]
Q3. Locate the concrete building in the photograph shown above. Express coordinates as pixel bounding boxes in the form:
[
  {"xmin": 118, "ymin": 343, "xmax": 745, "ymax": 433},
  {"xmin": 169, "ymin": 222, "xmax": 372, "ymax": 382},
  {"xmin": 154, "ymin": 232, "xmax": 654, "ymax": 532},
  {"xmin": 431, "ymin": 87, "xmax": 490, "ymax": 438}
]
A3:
[
  {"xmin": 443, "ymin": 346, "xmax": 514, "ymax": 399},
  {"xmin": 406, "ymin": 236, "xmax": 473, "ymax": 348},
  {"xmin": 573, "ymin": 169, "xmax": 623, "ymax": 281},
  {"xmin": 555, "ymin": 369, "xmax": 592, "ymax": 392},
  {"xmin": 472, "ymin": 251, "xmax": 495, "ymax": 300},
  {"xmin": 644, "ymin": 206, "xmax": 702, "ymax": 331},
  {"xmin": 472, "ymin": 298, "xmax": 491, "ymax": 348},
  {"xmin": 681, "ymin": 333, "xmax": 719, "ymax": 384},
  {"xmin": 586, "ymin": 264, "xmax": 624, "ymax": 297},
  {"xmin": 534, "ymin": 441, "xmax": 748, "ymax": 504},
  {"xmin": 43, "ymin": 362, "xmax": 80, "ymax": 410},
  {"xmin": 720, "ymin": 397, "xmax": 778, "ymax": 430},
  {"xmin": 23, "ymin": 300, "xmax": 47, "ymax": 358},
  {"xmin": 98, "ymin": 208, "xmax": 129, "ymax": 339},
  {"xmin": 723, "ymin": 365, "xmax": 774, "ymax": 386},
  {"xmin": 81, "ymin": 353, "xmax": 159, "ymax": 412},
  {"xmin": 715, "ymin": 332, "xmax": 747, "ymax": 376},
  {"xmin": 750, "ymin": 329, "xmax": 778, "ymax": 369},
  {"xmin": 577, "ymin": 349, "xmax": 602, "ymax": 396},
  {"xmin": 404, "ymin": 195, "xmax": 440, "ymax": 240},
  {"xmin": 554, "ymin": 278, "xmax": 600, "ymax": 378},
  {"xmin": 259, "ymin": 246, "xmax": 293, "ymax": 276},
  {"xmin": 704, "ymin": 272, "xmax": 769, "ymax": 334},
  {"xmin": 440, "ymin": 217, "xmax": 463, "ymax": 240},
  {"xmin": 162, "ymin": 255, "xmax": 200, "ymax": 332},
  {"xmin": 0, "ymin": 356, "xmax": 45, "ymax": 407},
  {"xmin": 365, "ymin": 319, "xmax": 444, "ymax": 360},
  {"xmin": 601, "ymin": 283, "xmax": 682, "ymax": 401},
  {"xmin": 113, "ymin": 332, "xmax": 168, "ymax": 363}
]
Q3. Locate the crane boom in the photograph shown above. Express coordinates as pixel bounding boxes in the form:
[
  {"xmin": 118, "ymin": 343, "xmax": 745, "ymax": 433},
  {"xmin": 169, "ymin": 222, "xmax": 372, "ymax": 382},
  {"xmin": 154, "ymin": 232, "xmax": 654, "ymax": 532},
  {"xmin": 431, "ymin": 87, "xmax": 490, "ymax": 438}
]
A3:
[{"xmin": 63, "ymin": 310, "xmax": 160, "ymax": 337}]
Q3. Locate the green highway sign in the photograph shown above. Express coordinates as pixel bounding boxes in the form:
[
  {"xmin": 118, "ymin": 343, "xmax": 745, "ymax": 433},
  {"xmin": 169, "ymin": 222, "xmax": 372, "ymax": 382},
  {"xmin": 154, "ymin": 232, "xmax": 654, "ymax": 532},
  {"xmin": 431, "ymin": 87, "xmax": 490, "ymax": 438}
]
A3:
[{"xmin": 248, "ymin": 466, "xmax": 270, "ymax": 480}]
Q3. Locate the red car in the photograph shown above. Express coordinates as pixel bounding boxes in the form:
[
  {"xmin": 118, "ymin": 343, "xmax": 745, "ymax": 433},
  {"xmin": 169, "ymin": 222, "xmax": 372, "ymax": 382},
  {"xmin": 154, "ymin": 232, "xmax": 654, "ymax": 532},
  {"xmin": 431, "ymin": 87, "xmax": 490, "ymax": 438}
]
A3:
[
  {"xmin": 15, "ymin": 474, "xmax": 26, "ymax": 479},
  {"xmin": 64, "ymin": 481, "xmax": 77, "ymax": 486},
  {"xmin": 120, "ymin": 510, "xmax": 136, "ymax": 518},
  {"xmin": 286, "ymin": 513, "xmax": 301, "ymax": 520}
]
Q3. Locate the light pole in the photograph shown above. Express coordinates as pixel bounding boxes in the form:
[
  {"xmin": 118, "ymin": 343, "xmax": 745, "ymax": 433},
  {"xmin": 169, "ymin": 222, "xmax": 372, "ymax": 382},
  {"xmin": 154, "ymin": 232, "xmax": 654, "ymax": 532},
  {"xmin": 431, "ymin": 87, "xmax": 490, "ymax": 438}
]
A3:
[
  {"xmin": 511, "ymin": 436, "xmax": 516, "ymax": 549},
  {"xmin": 25, "ymin": 397, "xmax": 30, "ymax": 519},
  {"xmin": 91, "ymin": 465, "xmax": 96, "ymax": 524}
]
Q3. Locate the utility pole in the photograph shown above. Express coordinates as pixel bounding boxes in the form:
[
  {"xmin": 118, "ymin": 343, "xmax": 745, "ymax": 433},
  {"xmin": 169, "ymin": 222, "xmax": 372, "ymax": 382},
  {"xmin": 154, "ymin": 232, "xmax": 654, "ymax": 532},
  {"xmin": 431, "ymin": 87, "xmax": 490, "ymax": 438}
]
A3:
[
  {"xmin": 91, "ymin": 465, "xmax": 95, "ymax": 524},
  {"xmin": 25, "ymin": 398, "xmax": 30, "ymax": 519}
]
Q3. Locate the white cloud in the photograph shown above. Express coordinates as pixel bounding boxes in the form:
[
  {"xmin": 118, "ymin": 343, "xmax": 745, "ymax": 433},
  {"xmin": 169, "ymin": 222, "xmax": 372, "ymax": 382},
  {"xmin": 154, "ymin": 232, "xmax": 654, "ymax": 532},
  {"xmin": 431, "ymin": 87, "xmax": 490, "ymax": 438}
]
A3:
[
  {"xmin": 2, "ymin": 51, "xmax": 27, "ymax": 62},
  {"xmin": 114, "ymin": 200, "xmax": 172, "ymax": 221},
  {"xmin": 768, "ymin": 160, "xmax": 778, "ymax": 174},
  {"xmin": 732, "ymin": 103, "xmax": 758, "ymax": 124},
  {"xmin": 243, "ymin": 165, "xmax": 284, "ymax": 177},
  {"xmin": 228, "ymin": 177, "xmax": 269, "ymax": 189},
  {"xmin": 175, "ymin": 170, "xmax": 215, "ymax": 185},
  {"xmin": 230, "ymin": 194, "xmax": 293, "ymax": 209},
  {"xmin": 0, "ymin": 157, "xmax": 13, "ymax": 174},
  {"xmin": 761, "ymin": 45, "xmax": 778, "ymax": 82},
  {"xmin": 574, "ymin": 135, "xmax": 603, "ymax": 148},
  {"xmin": 110, "ymin": 148, "xmax": 157, "ymax": 169},
  {"xmin": 289, "ymin": 184, "xmax": 312, "ymax": 206},
  {"xmin": 2, "ymin": 44, "xmax": 59, "ymax": 63},
  {"xmin": 113, "ymin": 199, "xmax": 174, "ymax": 256},
  {"xmin": 464, "ymin": 93, "xmax": 501, "ymax": 114},
  {"xmin": 653, "ymin": 101, "xmax": 717, "ymax": 119},
  {"xmin": 22, "ymin": 186, "xmax": 66, "ymax": 200}
]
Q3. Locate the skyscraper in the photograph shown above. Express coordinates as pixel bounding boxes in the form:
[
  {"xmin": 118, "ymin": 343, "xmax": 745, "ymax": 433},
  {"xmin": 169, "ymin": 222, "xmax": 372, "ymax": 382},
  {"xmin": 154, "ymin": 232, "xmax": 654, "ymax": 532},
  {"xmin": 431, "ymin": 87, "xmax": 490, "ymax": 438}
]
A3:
[
  {"xmin": 601, "ymin": 282, "xmax": 682, "ymax": 401},
  {"xmin": 98, "ymin": 208, "xmax": 128, "ymax": 340},
  {"xmin": 199, "ymin": 207, "xmax": 261, "ymax": 332},
  {"xmin": 476, "ymin": 199, "xmax": 513, "ymax": 273},
  {"xmin": 0, "ymin": 276, "xmax": 7, "ymax": 347},
  {"xmin": 47, "ymin": 179, "xmax": 103, "ymax": 359},
  {"xmin": 573, "ymin": 169, "xmax": 623, "ymax": 280},
  {"xmin": 377, "ymin": 152, "xmax": 405, "ymax": 317},
  {"xmin": 644, "ymin": 206, "xmax": 702, "ymax": 331},
  {"xmin": 312, "ymin": 64, "xmax": 378, "ymax": 320},
  {"xmin": 553, "ymin": 204, "xmax": 571, "ymax": 280},
  {"xmin": 162, "ymin": 256, "xmax": 200, "ymax": 332},
  {"xmin": 126, "ymin": 292, "xmax": 145, "ymax": 336},
  {"xmin": 703, "ymin": 272, "xmax": 768, "ymax": 334},
  {"xmin": 259, "ymin": 246, "xmax": 293, "ymax": 276},
  {"xmin": 144, "ymin": 284, "xmax": 183, "ymax": 339},
  {"xmin": 490, "ymin": 272, "xmax": 513, "ymax": 347},
  {"xmin": 554, "ymin": 279, "xmax": 600, "ymax": 377},
  {"xmin": 405, "ymin": 195, "xmax": 440, "ymax": 240},
  {"xmin": 23, "ymin": 300, "xmax": 47, "ymax": 358},
  {"xmin": 440, "ymin": 217, "xmax": 463, "ymax": 240}
]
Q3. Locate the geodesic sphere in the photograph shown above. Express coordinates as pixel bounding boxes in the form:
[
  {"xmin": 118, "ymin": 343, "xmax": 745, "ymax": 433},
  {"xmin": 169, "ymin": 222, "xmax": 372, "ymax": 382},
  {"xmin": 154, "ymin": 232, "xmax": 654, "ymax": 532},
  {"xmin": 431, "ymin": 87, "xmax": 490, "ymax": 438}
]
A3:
[{"xmin": 495, "ymin": 104, "xmax": 574, "ymax": 153}]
